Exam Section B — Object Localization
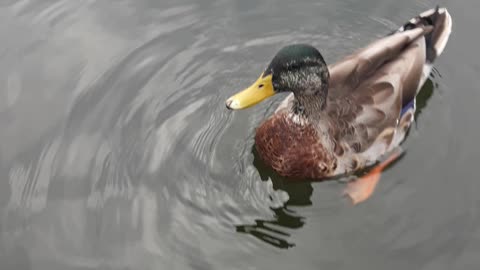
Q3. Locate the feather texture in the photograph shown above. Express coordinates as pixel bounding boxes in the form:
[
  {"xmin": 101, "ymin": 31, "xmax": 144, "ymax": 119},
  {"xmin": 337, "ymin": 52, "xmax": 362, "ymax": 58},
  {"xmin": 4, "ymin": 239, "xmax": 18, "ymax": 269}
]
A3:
[{"xmin": 255, "ymin": 7, "xmax": 452, "ymax": 178}]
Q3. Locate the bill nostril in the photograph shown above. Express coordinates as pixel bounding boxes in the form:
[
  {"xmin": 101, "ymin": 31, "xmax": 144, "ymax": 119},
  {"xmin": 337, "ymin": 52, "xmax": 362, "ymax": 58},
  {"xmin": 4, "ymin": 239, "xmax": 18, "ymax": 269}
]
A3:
[{"xmin": 226, "ymin": 99, "xmax": 233, "ymax": 109}]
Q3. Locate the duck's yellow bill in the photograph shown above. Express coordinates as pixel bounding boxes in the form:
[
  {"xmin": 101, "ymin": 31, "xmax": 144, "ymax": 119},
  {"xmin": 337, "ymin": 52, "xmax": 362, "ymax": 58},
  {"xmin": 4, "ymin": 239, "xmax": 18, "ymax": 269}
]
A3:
[{"xmin": 226, "ymin": 74, "xmax": 274, "ymax": 110}]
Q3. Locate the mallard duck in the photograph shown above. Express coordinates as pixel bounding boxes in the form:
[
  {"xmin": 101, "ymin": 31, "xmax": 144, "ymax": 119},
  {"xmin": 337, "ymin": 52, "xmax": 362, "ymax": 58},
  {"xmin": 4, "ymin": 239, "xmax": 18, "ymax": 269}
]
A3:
[{"xmin": 226, "ymin": 7, "xmax": 452, "ymax": 203}]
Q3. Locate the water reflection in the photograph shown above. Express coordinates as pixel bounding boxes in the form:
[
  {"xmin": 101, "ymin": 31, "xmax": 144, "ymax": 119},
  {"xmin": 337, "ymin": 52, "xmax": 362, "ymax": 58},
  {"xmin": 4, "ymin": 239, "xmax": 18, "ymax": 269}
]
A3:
[
  {"xmin": 0, "ymin": 0, "xmax": 473, "ymax": 268},
  {"xmin": 236, "ymin": 147, "xmax": 312, "ymax": 248},
  {"xmin": 236, "ymin": 208, "xmax": 303, "ymax": 249},
  {"xmin": 414, "ymin": 74, "xmax": 436, "ymax": 121}
]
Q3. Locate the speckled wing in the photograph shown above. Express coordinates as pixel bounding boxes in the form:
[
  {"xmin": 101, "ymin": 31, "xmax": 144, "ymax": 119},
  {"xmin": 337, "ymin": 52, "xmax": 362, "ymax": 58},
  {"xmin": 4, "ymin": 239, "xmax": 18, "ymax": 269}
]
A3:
[
  {"xmin": 326, "ymin": 29, "xmax": 428, "ymax": 153},
  {"xmin": 328, "ymin": 26, "xmax": 431, "ymax": 100}
]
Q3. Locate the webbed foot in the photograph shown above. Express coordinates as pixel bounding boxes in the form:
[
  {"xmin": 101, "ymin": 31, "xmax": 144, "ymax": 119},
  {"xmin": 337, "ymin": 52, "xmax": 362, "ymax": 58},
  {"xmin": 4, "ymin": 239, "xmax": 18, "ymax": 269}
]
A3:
[{"xmin": 343, "ymin": 148, "xmax": 403, "ymax": 205}]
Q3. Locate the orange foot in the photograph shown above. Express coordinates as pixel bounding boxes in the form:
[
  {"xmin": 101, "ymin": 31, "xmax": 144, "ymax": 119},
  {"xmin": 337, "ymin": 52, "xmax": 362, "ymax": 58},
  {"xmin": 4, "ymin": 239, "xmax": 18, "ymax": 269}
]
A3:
[{"xmin": 343, "ymin": 148, "xmax": 403, "ymax": 205}]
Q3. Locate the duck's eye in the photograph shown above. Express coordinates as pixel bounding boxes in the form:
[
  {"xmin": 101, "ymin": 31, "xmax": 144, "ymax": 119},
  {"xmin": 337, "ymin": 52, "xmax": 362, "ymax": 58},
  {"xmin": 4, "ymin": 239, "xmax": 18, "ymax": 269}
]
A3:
[{"xmin": 258, "ymin": 84, "xmax": 264, "ymax": 88}]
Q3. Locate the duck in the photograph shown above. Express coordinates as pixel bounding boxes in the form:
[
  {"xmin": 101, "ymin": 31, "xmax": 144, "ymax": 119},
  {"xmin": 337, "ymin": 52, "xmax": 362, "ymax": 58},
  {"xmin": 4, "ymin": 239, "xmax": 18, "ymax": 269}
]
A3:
[{"xmin": 225, "ymin": 7, "xmax": 452, "ymax": 204}]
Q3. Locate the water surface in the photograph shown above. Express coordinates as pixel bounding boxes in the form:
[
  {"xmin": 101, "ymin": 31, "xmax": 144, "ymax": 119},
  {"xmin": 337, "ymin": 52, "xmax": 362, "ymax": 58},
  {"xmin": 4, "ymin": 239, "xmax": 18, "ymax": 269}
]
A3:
[{"xmin": 1, "ymin": 0, "xmax": 480, "ymax": 269}]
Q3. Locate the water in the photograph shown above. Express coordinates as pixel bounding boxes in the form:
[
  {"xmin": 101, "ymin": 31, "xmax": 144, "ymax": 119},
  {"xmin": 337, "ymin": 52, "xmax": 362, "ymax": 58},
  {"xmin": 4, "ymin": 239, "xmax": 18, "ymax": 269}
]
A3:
[{"xmin": 1, "ymin": 0, "xmax": 479, "ymax": 269}]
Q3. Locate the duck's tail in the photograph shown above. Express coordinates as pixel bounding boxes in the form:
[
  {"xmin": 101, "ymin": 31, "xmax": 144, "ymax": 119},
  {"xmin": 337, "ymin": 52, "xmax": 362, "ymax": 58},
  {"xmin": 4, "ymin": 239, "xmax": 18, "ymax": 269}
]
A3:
[
  {"xmin": 391, "ymin": 7, "xmax": 452, "ymax": 113},
  {"xmin": 395, "ymin": 6, "xmax": 452, "ymax": 63}
]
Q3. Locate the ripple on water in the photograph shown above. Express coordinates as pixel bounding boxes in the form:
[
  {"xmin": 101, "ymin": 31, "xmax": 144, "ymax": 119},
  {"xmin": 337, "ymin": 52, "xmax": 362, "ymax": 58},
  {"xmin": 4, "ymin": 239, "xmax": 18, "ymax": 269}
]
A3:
[
  {"xmin": 2, "ymin": 0, "xmax": 472, "ymax": 269},
  {"xmin": 2, "ymin": 1, "xmax": 294, "ymax": 267}
]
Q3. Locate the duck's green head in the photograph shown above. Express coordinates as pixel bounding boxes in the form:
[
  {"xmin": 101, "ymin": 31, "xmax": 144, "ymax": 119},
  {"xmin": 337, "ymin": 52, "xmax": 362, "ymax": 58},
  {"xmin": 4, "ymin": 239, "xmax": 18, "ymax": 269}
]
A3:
[{"xmin": 226, "ymin": 44, "xmax": 329, "ymax": 110}]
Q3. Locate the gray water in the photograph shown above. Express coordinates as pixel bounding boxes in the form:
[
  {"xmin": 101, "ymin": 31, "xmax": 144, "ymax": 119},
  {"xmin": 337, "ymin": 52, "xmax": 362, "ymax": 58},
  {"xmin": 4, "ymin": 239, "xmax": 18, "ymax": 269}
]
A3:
[{"xmin": 1, "ymin": 0, "xmax": 479, "ymax": 269}]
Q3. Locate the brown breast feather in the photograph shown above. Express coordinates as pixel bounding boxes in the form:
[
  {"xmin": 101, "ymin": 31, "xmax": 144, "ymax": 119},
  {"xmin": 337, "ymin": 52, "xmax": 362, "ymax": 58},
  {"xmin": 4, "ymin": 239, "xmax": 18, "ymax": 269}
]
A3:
[{"xmin": 254, "ymin": 114, "xmax": 336, "ymax": 179}]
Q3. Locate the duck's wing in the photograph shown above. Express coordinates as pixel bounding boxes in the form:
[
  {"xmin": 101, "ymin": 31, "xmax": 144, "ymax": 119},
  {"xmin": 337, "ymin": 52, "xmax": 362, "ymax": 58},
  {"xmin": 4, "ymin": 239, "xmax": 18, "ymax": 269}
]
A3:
[
  {"xmin": 329, "ymin": 7, "xmax": 451, "ymax": 102},
  {"xmin": 327, "ymin": 36, "xmax": 425, "ymax": 154},
  {"xmin": 326, "ymin": 7, "xmax": 452, "ymax": 154},
  {"xmin": 328, "ymin": 27, "xmax": 430, "ymax": 101}
]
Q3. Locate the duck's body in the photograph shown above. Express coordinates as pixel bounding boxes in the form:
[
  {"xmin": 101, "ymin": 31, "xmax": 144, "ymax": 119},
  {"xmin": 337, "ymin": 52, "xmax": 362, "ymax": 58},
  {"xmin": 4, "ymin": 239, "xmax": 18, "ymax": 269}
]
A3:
[{"xmin": 228, "ymin": 7, "xmax": 452, "ymax": 180}]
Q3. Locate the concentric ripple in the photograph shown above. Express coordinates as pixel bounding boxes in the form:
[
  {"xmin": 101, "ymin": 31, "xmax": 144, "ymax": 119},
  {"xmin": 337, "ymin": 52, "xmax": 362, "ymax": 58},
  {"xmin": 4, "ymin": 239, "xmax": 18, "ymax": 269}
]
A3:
[{"xmin": 1, "ymin": 0, "xmax": 479, "ymax": 270}]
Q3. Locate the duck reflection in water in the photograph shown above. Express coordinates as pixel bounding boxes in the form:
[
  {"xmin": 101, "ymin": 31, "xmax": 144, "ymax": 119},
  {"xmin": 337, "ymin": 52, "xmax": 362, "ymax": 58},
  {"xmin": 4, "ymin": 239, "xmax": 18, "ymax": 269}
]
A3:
[{"xmin": 236, "ymin": 147, "xmax": 313, "ymax": 249}]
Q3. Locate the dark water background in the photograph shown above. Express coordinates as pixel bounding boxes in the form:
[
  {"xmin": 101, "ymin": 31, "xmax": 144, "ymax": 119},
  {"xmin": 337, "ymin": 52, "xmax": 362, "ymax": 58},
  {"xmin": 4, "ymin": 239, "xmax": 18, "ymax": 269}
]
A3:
[{"xmin": 1, "ymin": 0, "xmax": 479, "ymax": 269}]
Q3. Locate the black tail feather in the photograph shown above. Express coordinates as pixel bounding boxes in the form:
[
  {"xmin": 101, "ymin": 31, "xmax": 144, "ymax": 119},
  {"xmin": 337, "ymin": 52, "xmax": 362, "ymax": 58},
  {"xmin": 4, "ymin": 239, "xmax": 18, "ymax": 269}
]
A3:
[{"xmin": 392, "ymin": 6, "xmax": 449, "ymax": 63}]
